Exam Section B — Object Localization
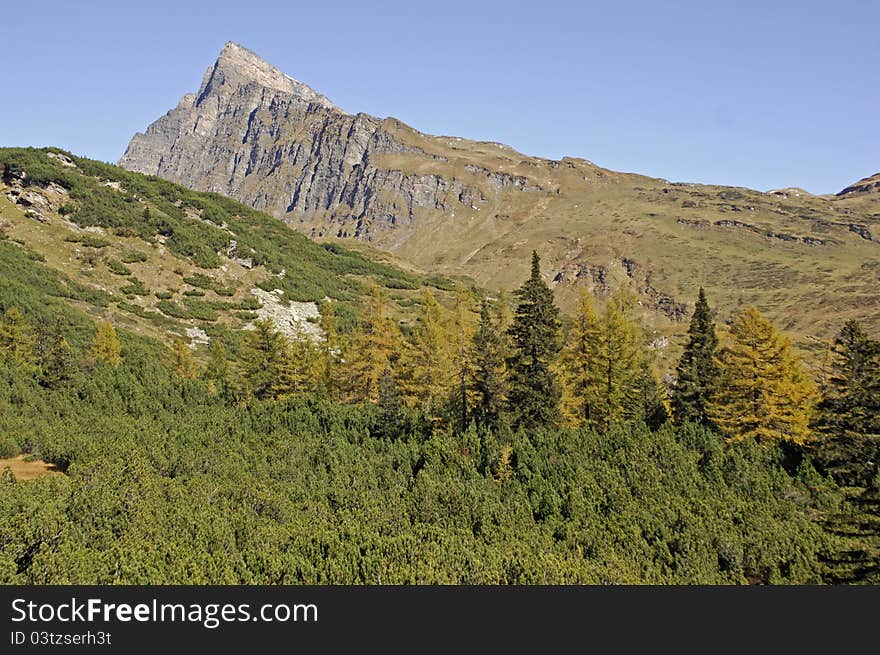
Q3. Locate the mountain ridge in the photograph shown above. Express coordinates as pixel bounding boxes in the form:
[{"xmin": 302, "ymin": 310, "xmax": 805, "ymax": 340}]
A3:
[{"xmin": 118, "ymin": 43, "xmax": 880, "ymax": 348}]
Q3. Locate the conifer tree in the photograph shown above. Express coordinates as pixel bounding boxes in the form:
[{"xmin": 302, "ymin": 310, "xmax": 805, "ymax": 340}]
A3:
[
  {"xmin": 274, "ymin": 337, "xmax": 321, "ymax": 398},
  {"xmin": 240, "ymin": 320, "xmax": 286, "ymax": 400},
  {"xmin": 637, "ymin": 363, "xmax": 670, "ymax": 431},
  {"xmin": 90, "ymin": 320, "xmax": 121, "ymax": 368},
  {"xmin": 814, "ymin": 320, "xmax": 880, "ymax": 485},
  {"xmin": 346, "ymin": 285, "xmax": 398, "ymax": 403},
  {"xmin": 0, "ymin": 307, "xmax": 36, "ymax": 368},
  {"xmin": 506, "ymin": 251, "xmax": 562, "ymax": 429},
  {"xmin": 203, "ymin": 340, "xmax": 230, "ymax": 395},
  {"xmin": 493, "ymin": 443, "xmax": 515, "ymax": 482},
  {"xmin": 448, "ymin": 287, "xmax": 477, "ymax": 431},
  {"xmin": 560, "ymin": 291, "xmax": 654, "ymax": 429},
  {"xmin": 560, "ymin": 290, "xmax": 601, "ymax": 426},
  {"xmin": 672, "ymin": 288, "xmax": 719, "ymax": 427},
  {"xmin": 313, "ymin": 301, "xmax": 341, "ymax": 396},
  {"xmin": 170, "ymin": 337, "xmax": 198, "ymax": 379},
  {"xmin": 400, "ymin": 289, "xmax": 453, "ymax": 412},
  {"xmin": 709, "ymin": 307, "xmax": 816, "ymax": 445},
  {"xmin": 470, "ymin": 299, "xmax": 507, "ymax": 430},
  {"xmin": 588, "ymin": 292, "xmax": 644, "ymax": 429},
  {"xmin": 35, "ymin": 318, "xmax": 74, "ymax": 387},
  {"xmin": 372, "ymin": 370, "xmax": 407, "ymax": 440}
]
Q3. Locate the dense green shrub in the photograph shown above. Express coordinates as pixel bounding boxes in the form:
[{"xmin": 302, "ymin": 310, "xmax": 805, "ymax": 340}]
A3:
[
  {"xmin": 106, "ymin": 259, "xmax": 132, "ymax": 276},
  {"xmin": 156, "ymin": 300, "xmax": 190, "ymax": 319},
  {"xmin": 120, "ymin": 277, "xmax": 149, "ymax": 296},
  {"xmin": 120, "ymin": 250, "xmax": 148, "ymax": 264}
]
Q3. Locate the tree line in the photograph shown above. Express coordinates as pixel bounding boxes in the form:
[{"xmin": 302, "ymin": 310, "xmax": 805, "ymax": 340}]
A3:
[
  {"xmin": 127, "ymin": 250, "xmax": 876, "ymax": 487},
  {"xmin": 3, "ymin": 249, "xmax": 877, "ymax": 488}
]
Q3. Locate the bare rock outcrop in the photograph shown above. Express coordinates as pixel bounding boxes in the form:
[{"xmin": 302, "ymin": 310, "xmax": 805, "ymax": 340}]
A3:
[
  {"xmin": 118, "ymin": 42, "xmax": 547, "ymax": 242},
  {"xmin": 247, "ymin": 287, "xmax": 324, "ymax": 342}
]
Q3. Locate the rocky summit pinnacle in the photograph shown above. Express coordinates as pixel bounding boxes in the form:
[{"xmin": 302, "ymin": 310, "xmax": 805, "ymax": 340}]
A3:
[
  {"xmin": 119, "ymin": 41, "xmax": 345, "ymax": 181},
  {"xmin": 205, "ymin": 41, "xmax": 339, "ymax": 109},
  {"xmin": 118, "ymin": 41, "xmax": 566, "ymax": 247}
]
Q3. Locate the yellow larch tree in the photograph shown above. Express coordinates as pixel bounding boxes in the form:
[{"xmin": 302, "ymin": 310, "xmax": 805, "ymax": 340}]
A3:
[
  {"xmin": 709, "ymin": 307, "xmax": 816, "ymax": 445},
  {"xmin": 344, "ymin": 284, "xmax": 399, "ymax": 403},
  {"xmin": 90, "ymin": 320, "xmax": 121, "ymax": 368},
  {"xmin": 0, "ymin": 306, "xmax": 36, "ymax": 368},
  {"xmin": 170, "ymin": 337, "xmax": 198, "ymax": 379}
]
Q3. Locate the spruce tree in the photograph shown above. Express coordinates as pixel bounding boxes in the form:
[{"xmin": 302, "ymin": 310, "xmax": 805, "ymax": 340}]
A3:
[
  {"xmin": 470, "ymin": 299, "xmax": 507, "ymax": 430},
  {"xmin": 814, "ymin": 320, "xmax": 880, "ymax": 485},
  {"xmin": 90, "ymin": 320, "xmax": 121, "ymax": 368},
  {"xmin": 672, "ymin": 288, "xmax": 719, "ymax": 427},
  {"xmin": 506, "ymin": 251, "xmax": 562, "ymax": 430},
  {"xmin": 35, "ymin": 318, "xmax": 74, "ymax": 387},
  {"xmin": 709, "ymin": 307, "xmax": 816, "ymax": 445}
]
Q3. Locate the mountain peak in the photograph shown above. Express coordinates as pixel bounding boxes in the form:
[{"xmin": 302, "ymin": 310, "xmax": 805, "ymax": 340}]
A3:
[{"xmin": 200, "ymin": 41, "xmax": 339, "ymax": 111}]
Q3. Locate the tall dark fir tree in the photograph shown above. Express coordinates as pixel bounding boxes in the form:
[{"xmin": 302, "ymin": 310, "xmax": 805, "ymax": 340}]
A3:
[
  {"xmin": 34, "ymin": 318, "xmax": 74, "ymax": 388},
  {"xmin": 471, "ymin": 299, "xmax": 507, "ymax": 430},
  {"xmin": 672, "ymin": 288, "xmax": 719, "ymax": 427},
  {"xmin": 506, "ymin": 251, "xmax": 562, "ymax": 430},
  {"xmin": 815, "ymin": 320, "xmax": 880, "ymax": 486}
]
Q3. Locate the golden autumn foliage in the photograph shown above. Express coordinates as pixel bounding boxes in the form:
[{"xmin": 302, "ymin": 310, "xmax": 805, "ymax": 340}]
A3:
[
  {"xmin": 90, "ymin": 320, "xmax": 121, "ymax": 368},
  {"xmin": 709, "ymin": 307, "xmax": 816, "ymax": 445},
  {"xmin": 344, "ymin": 285, "xmax": 399, "ymax": 403},
  {"xmin": 170, "ymin": 337, "xmax": 198, "ymax": 379},
  {"xmin": 274, "ymin": 337, "xmax": 322, "ymax": 398},
  {"xmin": 399, "ymin": 289, "xmax": 455, "ymax": 411},
  {"xmin": 399, "ymin": 288, "xmax": 477, "ymax": 420},
  {"xmin": 559, "ymin": 290, "xmax": 601, "ymax": 426},
  {"xmin": 0, "ymin": 307, "xmax": 36, "ymax": 368},
  {"xmin": 560, "ymin": 291, "xmax": 648, "ymax": 429}
]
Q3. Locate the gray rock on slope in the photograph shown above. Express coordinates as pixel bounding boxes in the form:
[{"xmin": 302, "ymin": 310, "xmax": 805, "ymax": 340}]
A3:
[{"xmin": 119, "ymin": 41, "xmax": 526, "ymax": 241}]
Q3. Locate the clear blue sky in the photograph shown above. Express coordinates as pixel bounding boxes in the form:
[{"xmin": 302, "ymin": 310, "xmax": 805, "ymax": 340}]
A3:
[{"xmin": 1, "ymin": 0, "xmax": 877, "ymax": 194}]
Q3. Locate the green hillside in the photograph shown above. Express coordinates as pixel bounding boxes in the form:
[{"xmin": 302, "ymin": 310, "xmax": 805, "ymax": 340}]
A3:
[{"xmin": 0, "ymin": 147, "xmax": 456, "ymax": 351}]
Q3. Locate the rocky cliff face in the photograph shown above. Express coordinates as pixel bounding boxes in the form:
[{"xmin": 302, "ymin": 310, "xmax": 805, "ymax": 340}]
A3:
[{"xmin": 120, "ymin": 42, "xmax": 557, "ymax": 244}]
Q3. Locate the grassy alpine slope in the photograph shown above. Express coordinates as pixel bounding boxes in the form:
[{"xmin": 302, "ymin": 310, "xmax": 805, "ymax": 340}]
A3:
[
  {"xmin": 0, "ymin": 147, "xmax": 457, "ymax": 350},
  {"xmin": 363, "ymin": 123, "xmax": 880, "ymax": 351}
]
